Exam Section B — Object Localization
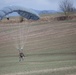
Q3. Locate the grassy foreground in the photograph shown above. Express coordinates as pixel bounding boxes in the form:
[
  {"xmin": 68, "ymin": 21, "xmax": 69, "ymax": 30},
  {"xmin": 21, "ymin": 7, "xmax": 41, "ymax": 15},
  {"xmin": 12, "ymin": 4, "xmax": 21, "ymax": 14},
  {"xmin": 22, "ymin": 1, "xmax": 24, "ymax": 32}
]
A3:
[{"xmin": 0, "ymin": 21, "xmax": 76, "ymax": 75}]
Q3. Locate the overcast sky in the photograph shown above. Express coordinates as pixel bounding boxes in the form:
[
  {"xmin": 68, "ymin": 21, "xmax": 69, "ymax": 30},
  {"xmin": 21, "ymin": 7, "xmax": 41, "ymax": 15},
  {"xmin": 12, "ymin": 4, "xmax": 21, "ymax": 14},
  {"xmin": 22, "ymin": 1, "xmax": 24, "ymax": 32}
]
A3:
[{"xmin": 0, "ymin": 0, "xmax": 76, "ymax": 10}]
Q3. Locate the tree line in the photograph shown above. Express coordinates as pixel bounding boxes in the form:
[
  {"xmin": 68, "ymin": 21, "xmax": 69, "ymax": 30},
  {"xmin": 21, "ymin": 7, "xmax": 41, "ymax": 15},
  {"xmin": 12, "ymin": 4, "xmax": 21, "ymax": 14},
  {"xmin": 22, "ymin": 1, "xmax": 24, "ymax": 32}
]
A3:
[{"xmin": 59, "ymin": 0, "xmax": 76, "ymax": 16}]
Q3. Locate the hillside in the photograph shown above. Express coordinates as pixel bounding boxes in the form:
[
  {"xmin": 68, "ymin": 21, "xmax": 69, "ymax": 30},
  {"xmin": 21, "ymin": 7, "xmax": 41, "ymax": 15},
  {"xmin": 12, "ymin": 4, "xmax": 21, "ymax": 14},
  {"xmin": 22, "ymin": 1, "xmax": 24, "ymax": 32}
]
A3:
[{"xmin": 0, "ymin": 16, "xmax": 76, "ymax": 75}]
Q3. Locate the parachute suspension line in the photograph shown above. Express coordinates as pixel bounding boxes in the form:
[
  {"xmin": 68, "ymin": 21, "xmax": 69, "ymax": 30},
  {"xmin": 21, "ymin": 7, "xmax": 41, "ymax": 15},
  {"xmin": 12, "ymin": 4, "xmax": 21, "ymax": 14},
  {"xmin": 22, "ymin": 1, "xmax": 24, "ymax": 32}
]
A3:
[
  {"xmin": 9, "ymin": 23, "xmax": 29, "ymax": 52},
  {"xmin": 15, "ymin": 23, "xmax": 29, "ymax": 52},
  {"xmin": 10, "ymin": 24, "xmax": 19, "ymax": 50},
  {"xmin": 19, "ymin": 23, "xmax": 30, "ymax": 51},
  {"xmin": 18, "ymin": 24, "xmax": 25, "ymax": 51},
  {"xmin": 15, "ymin": 24, "xmax": 23, "ymax": 51}
]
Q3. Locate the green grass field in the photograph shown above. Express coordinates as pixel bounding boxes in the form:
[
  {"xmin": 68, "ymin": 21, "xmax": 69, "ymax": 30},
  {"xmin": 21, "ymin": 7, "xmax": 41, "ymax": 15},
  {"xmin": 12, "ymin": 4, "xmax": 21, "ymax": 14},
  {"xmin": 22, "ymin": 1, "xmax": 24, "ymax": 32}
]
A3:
[{"xmin": 0, "ymin": 20, "xmax": 76, "ymax": 75}]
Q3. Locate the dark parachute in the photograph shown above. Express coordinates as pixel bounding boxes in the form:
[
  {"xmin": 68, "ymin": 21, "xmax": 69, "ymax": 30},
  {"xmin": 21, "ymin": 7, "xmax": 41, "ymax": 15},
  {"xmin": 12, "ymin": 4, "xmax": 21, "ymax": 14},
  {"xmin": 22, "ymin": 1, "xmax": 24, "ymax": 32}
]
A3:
[{"xmin": 0, "ymin": 6, "xmax": 40, "ymax": 20}]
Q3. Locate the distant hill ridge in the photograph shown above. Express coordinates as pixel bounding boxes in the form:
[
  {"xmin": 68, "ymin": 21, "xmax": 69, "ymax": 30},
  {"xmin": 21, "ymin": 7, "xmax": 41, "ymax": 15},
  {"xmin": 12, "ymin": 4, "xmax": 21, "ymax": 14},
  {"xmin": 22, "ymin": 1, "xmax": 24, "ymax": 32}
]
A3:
[
  {"xmin": 34, "ymin": 9, "xmax": 58, "ymax": 14},
  {"xmin": 6, "ymin": 9, "xmax": 58, "ymax": 17}
]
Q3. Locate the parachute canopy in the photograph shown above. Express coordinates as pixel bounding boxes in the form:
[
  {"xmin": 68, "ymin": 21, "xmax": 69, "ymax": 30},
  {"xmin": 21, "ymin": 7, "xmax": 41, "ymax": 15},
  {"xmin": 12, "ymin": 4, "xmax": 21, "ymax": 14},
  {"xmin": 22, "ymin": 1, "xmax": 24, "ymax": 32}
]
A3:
[{"xmin": 0, "ymin": 6, "xmax": 40, "ymax": 20}]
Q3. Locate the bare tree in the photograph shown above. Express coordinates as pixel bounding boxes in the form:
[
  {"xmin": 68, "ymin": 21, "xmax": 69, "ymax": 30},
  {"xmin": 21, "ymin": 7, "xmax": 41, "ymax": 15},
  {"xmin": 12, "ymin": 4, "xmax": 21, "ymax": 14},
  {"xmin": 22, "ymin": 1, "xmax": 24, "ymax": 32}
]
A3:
[{"xmin": 59, "ymin": 0, "xmax": 75, "ymax": 16}]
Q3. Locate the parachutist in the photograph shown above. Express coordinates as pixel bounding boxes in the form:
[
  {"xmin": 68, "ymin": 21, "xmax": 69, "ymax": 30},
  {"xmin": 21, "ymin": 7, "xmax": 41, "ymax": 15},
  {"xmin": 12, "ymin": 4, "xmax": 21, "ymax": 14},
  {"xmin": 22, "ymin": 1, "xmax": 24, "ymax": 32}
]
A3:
[
  {"xmin": 19, "ymin": 52, "xmax": 25, "ymax": 61},
  {"xmin": 18, "ymin": 49, "xmax": 25, "ymax": 61},
  {"xmin": 0, "ymin": 6, "xmax": 40, "ymax": 62}
]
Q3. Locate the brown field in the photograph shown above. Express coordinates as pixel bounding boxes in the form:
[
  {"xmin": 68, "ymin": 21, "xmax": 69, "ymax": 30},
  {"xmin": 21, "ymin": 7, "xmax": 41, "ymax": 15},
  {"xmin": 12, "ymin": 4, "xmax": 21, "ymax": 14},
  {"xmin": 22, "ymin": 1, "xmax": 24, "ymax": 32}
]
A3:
[{"xmin": 0, "ymin": 15, "xmax": 76, "ymax": 75}]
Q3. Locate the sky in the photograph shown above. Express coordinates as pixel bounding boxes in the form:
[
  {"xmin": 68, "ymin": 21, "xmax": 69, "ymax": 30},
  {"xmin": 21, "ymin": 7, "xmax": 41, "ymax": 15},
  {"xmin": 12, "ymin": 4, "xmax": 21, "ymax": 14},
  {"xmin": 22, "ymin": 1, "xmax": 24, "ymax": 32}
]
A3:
[{"xmin": 0, "ymin": 0, "xmax": 76, "ymax": 11}]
